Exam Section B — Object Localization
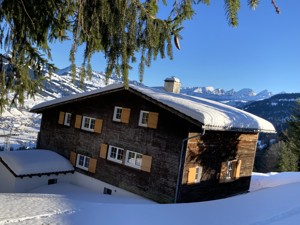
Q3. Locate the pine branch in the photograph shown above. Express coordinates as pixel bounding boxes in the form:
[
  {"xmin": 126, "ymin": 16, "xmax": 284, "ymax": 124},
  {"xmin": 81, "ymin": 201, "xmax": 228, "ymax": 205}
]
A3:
[{"xmin": 271, "ymin": 0, "xmax": 280, "ymax": 14}]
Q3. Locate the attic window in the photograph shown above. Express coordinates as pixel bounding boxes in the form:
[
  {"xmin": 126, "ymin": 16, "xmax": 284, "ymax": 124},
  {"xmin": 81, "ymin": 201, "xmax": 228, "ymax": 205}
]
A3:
[
  {"xmin": 138, "ymin": 111, "xmax": 159, "ymax": 129},
  {"xmin": 113, "ymin": 106, "xmax": 131, "ymax": 123},
  {"xmin": 113, "ymin": 107, "xmax": 122, "ymax": 122},
  {"xmin": 64, "ymin": 113, "xmax": 71, "ymax": 126},
  {"xmin": 81, "ymin": 116, "xmax": 96, "ymax": 132}
]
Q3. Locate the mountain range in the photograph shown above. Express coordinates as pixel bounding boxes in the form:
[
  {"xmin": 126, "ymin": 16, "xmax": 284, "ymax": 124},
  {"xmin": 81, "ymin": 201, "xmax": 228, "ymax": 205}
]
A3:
[{"xmin": 0, "ymin": 66, "xmax": 299, "ymax": 150}]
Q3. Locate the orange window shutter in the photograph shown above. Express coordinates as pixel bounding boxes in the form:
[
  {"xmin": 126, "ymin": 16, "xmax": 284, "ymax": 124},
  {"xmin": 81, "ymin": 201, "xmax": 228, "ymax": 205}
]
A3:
[
  {"xmin": 69, "ymin": 151, "xmax": 77, "ymax": 166},
  {"xmin": 141, "ymin": 155, "xmax": 152, "ymax": 172},
  {"xmin": 58, "ymin": 111, "xmax": 65, "ymax": 125},
  {"xmin": 147, "ymin": 112, "xmax": 159, "ymax": 129},
  {"xmin": 94, "ymin": 119, "xmax": 103, "ymax": 133},
  {"xmin": 187, "ymin": 167, "xmax": 197, "ymax": 184},
  {"xmin": 235, "ymin": 160, "xmax": 242, "ymax": 179},
  {"xmin": 75, "ymin": 115, "xmax": 82, "ymax": 129},
  {"xmin": 100, "ymin": 144, "xmax": 108, "ymax": 159},
  {"xmin": 120, "ymin": 108, "xmax": 131, "ymax": 124},
  {"xmin": 88, "ymin": 158, "xmax": 97, "ymax": 173}
]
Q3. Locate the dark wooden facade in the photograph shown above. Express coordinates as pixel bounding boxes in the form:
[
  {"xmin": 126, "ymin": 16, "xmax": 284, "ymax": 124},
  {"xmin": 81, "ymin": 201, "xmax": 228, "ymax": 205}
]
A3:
[{"xmin": 35, "ymin": 88, "xmax": 259, "ymax": 203}]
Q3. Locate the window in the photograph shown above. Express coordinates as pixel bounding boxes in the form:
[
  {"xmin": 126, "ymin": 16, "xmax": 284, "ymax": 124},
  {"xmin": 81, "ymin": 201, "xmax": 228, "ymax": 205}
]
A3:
[
  {"xmin": 113, "ymin": 107, "xmax": 122, "ymax": 122},
  {"xmin": 139, "ymin": 111, "xmax": 149, "ymax": 127},
  {"xmin": 107, "ymin": 145, "xmax": 124, "ymax": 164},
  {"xmin": 220, "ymin": 159, "xmax": 242, "ymax": 183},
  {"xmin": 103, "ymin": 187, "xmax": 112, "ymax": 195},
  {"xmin": 76, "ymin": 154, "xmax": 90, "ymax": 171},
  {"xmin": 48, "ymin": 179, "xmax": 57, "ymax": 185},
  {"xmin": 187, "ymin": 166, "xmax": 203, "ymax": 184},
  {"xmin": 112, "ymin": 106, "xmax": 131, "ymax": 123},
  {"xmin": 125, "ymin": 150, "xmax": 143, "ymax": 169},
  {"xmin": 226, "ymin": 161, "xmax": 235, "ymax": 180},
  {"xmin": 138, "ymin": 110, "xmax": 159, "ymax": 128},
  {"xmin": 81, "ymin": 116, "xmax": 96, "ymax": 132},
  {"xmin": 64, "ymin": 112, "xmax": 71, "ymax": 126},
  {"xmin": 195, "ymin": 166, "xmax": 203, "ymax": 183}
]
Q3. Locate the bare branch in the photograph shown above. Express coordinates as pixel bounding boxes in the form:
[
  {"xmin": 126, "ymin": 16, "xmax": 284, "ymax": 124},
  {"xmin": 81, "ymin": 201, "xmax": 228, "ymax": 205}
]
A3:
[{"xmin": 271, "ymin": 0, "xmax": 280, "ymax": 14}]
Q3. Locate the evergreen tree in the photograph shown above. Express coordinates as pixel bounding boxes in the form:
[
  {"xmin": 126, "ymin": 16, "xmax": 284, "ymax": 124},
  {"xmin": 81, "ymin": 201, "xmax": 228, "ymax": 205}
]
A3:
[
  {"xmin": 278, "ymin": 141, "xmax": 298, "ymax": 172},
  {"xmin": 285, "ymin": 100, "xmax": 300, "ymax": 170},
  {"xmin": 0, "ymin": 0, "xmax": 281, "ymax": 112}
]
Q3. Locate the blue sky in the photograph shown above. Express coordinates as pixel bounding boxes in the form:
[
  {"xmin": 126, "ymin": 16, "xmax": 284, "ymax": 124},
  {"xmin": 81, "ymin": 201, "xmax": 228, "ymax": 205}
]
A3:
[{"xmin": 49, "ymin": 0, "xmax": 300, "ymax": 94}]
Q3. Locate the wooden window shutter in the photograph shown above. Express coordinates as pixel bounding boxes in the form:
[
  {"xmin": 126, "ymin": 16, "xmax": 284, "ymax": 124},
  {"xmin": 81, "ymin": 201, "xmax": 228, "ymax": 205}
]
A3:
[
  {"xmin": 94, "ymin": 119, "xmax": 103, "ymax": 133},
  {"xmin": 219, "ymin": 162, "xmax": 228, "ymax": 183},
  {"xmin": 120, "ymin": 108, "xmax": 131, "ymax": 124},
  {"xmin": 141, "ymin": 155, "xmax": 152, "ymax": 172},
  {"xmin": 100, "ymin": 144, "xmax": 108, "ymax": 159},
  {"xmin": 147, "ymin": 112, "xmax": 159, "ymax": 129},
  {"xmin": 88, "ymin": 158, "xmax": 97, "ymax": 173},
  {"xmin": 235, "ymin": 160, "xmax": 242, "ymax": 179},
  {"xmin": 69, "ymin": 151, "xmax": 77, "ymax": 166},
  {"xmin": 75, "ymin": 115, "xmax": 82, "ymax": 129},
  {"xmin": 58, "ymin": 111, "xmax": 65, "ymax": 125},
  {"xmin": 187, "ymin": 167, "xmax": 197, "ymax": 184}
]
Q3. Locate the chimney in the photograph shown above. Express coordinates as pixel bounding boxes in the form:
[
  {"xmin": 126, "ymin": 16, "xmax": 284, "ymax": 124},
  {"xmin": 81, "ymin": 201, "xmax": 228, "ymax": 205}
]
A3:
[{"xmin": 164, "ymin": 76, "xmax": 181, "ymax": 94}]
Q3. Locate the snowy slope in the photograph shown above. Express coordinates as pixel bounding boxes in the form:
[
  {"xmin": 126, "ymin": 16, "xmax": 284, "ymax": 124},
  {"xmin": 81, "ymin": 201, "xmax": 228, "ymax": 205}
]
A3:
[
  {"xmin": 1, "ymin": 172, "xmax": 300, "ymax": 225},
  {"xmin": 0, "ymin": 67, "xmax": 118, "ymax": 150}
]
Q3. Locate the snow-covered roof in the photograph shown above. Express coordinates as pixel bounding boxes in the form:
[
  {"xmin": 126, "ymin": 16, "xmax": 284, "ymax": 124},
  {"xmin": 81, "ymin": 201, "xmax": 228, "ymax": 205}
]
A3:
[
  {"xmin": 31, "ymin": 83, "xmax": 276, "ymax": 133},
  {"xmin": 0, "ymin": 150, "xmax": 74, "ymax": 177}
]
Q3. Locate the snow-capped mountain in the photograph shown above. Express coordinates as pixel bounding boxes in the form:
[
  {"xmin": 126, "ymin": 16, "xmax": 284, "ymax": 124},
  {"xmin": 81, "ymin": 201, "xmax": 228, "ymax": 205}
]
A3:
[{"xmin": 181, "ymin": 86, "xmax": 273, "ymax": 107}]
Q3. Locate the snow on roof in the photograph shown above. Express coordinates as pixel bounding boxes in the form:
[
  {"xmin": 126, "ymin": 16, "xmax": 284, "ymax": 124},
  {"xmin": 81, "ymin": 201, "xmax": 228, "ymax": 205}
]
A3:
[
  {"xmin": 164, "ymin": 76, "xmax": 180, "ymax": 82},
  {"xmin": 31, "ymin": 83, "xmax": 276, "ymax": 133},
  {"xmin": 0, "ymin": 150, "xmax": 74, "ymax": 176}
]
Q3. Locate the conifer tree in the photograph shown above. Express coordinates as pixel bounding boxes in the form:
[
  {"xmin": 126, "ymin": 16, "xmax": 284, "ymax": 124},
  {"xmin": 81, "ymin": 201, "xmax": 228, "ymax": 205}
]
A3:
[
  {"xmin": 278, "ymin": 141, "xmax": 298, "ymax": 172},
  {"xmin": 284, "ymin": 100, "xmax": 300, "ymax": 170},
  {"xmin": 0, "ymin": 0, "xmax": 281, "ymax": 112}
]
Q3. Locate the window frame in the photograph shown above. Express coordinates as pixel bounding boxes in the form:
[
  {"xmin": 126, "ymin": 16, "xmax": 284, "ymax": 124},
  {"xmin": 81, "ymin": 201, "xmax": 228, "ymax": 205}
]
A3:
[
  {"xmin": 112, "ymin": 106, "xmax": 122, "ymax": 122},
  {"xmin": 138, "ymin": 110, "xmax": 149, "ymax": 127},
  {"xmin": 76, "ymin": 154, "xmax": 90, "ymax": 171},
  {"xmin": 225, "ymin": 160, "xmax": 236, "ymax": 180},
  {"xmin": 125, "ymin": 150, "xmax": 143, "ymax": 169},
  {"xmin": 107, "ymin": 145, "xmax": 124, "ymax": 164},
  {"xmin": 64, "ymin": 112, "xmax": 72, "ymax": 126},
  {"xmin": 195, "ymin": 166, "xmax": 203, "ymax": 183},
  {"xmin": 81, "ymin": 116, "xmax": 96, "ymax": 132}
]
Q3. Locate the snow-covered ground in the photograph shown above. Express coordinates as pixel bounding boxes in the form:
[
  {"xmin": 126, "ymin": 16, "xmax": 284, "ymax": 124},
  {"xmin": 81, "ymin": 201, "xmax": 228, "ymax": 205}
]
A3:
[{"xmin": 1, "ymin": 172, "xmax": 300, "ymax": 225}]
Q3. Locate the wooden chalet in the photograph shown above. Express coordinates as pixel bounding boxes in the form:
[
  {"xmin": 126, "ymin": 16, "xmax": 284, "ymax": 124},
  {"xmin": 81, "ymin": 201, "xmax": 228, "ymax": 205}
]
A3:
[{"xmin": 30, "ymin": 78, "xmax": 276, "ymax": 203}]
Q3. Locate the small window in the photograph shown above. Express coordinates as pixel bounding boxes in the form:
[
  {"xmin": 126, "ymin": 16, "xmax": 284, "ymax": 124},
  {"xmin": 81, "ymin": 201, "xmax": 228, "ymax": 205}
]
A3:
[
  {"xmin": 76, "ymin": 154, "xmax": 90, "ymax": 171},
  {"xmin": 226, "ymin": 161, "xmax": 236, "ymax": 180},
  {"xmin": 139, "ymin": 111, "xmax": 149, "ymax": 127},
  {"xmin": 48, "ymin": 179, "xmax": 57, "ymax": 185},
  {"xmin": 195, "ymin": 166, "xmax": 203, "ymax": 183},
  {"xmin": 107, "ymin": 145, "xmax": 124, "ymax": 164},
  {"xmin": 125, "ymin": 150, "xmax": 143, "ymax": 169},
  {"xmin": 64, "ymin": 113, "xmax": 72, "ymax": 126},
  {"xmin": 103, "ymin": 187, "xmax": 112, "ymax": 195},
  {"xmin": 113, "ymin": 107, "xmax": 122, "ymax": 122},
  {"xmin": 81, "ymin": 116, "xmax": 96, "ymax": 132}
]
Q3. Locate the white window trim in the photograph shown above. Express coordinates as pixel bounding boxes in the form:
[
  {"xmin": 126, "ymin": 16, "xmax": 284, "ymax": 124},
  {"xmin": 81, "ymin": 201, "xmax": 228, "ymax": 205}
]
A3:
[
  {"xmin": 125, "ymin": 150, "xmax": 143, "ymax": 169},
  {"xmin": 226, "ymin": 161, "xmax": 234, "ymax": 180},
  {"xmin": 195, "ymin": 166, "xmax": 203, "ymax": 183},
  {"xmin": 81, "ymin": 116, "xmax": 96, "ymax": 132},
  {"xmin": 107, "ymin": 145, "xmax": 124, "ymax": 164},
  {"xmin": 112, "ymin": 106, "xmax": 122, "ymax": 122},
  {"xmin": 138, "ymin": 110, "xmax": 149, "ymax": 127},
  {"xmin": 76, "ymin": 154, "xmax": 90, "ymax": 171},
  {"xmin": 64, "ymin": 112, "xmax": 71, "ymax": 126}
]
